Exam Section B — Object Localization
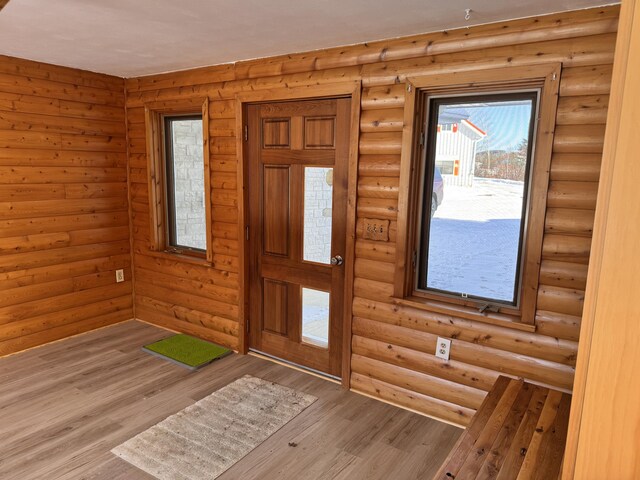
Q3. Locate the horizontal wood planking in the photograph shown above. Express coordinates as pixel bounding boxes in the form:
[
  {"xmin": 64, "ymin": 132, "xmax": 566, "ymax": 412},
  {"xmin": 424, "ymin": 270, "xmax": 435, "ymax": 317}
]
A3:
[
  {"xmin": 127, "ymin": 97, "xmax": 240, "ymax": 349},
  {"xmin": 126, "ymin": 7, "xmax": 618, "ymax": 92},
  {"xmin": 124, "ymin": 7, "xmax": 618, "ymax": 424},
  {"xmin": 0, "ymin": 149, "xmax": 126, "ymax": 168},
  {"xmin": 124, "ymin": 37, "xmax": 619, "ymax": 108},
  {"xmin": 0, "ymin": 56, "xmax": 131, "ymax": 356}
]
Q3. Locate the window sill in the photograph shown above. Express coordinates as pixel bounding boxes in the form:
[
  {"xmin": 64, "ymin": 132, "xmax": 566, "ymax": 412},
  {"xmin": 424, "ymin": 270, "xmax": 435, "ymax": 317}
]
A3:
[
  {"xmin": 391, "ymin": 296, "xmax": 537, "ymax": 333},
  {"xmin": 145, "ymin": 248, "xmax": 213, "ymax": 267}
]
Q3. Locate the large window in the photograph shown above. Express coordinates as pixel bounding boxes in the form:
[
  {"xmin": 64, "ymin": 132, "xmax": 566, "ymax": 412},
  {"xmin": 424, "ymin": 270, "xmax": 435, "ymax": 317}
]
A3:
[
  {"xmin": 394, "ymin": 65, "xmax": 560, "ymax": 325},
  {"xmin": 418, "ymin": 92, "xmax": 538, "ymax": 306},
  {"xmin": 164, "ymin": 115, "xmax": 206, "ymax": 253}
]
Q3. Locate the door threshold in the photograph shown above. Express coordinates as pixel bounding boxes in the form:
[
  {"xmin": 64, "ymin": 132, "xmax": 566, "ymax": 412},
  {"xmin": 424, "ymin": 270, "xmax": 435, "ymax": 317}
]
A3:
[{"xmin": 249, "ymin": 349, "xmax": 341, "ymax": 384}]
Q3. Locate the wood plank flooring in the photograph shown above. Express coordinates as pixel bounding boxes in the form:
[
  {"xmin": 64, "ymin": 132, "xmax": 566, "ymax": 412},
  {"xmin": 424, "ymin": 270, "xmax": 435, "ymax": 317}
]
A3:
[{"xmin": 0, "ymin": 320, "xmax": 461, "ymax": 479}]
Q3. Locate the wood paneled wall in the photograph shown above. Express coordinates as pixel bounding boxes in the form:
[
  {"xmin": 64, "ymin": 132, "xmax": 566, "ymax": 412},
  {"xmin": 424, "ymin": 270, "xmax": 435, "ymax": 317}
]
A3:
[
  {"xmin": 565, "ymin": 0, "xmax": 640, "ymax": 476},
  {"xmin": 125, "ymin": 6, "xmax": 618, "ymax": 425},
  {"xmin": 0, "ymin": 56, "xmax": 132, "ymax": 356}
]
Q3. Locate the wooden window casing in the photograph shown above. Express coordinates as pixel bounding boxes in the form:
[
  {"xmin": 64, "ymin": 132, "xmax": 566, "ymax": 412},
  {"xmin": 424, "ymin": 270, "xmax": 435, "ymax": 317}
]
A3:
[
  {"xmin": 394, "ymin": 65, "xmax": 561, "ymax": 327},
  {"xmin": 144, "ymin": 98, "xmax": 212, "ymax": 263}
]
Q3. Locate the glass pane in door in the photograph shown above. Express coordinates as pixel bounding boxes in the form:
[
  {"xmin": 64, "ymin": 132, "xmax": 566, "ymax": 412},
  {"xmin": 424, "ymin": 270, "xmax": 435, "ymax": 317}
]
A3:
[
  {"xmin": 301, "ymin": 288, "xmax": 330, "ymax": 348},
  {"xmin": 303, "ymin": 167, "xmax": 333, "ymax": 264}
]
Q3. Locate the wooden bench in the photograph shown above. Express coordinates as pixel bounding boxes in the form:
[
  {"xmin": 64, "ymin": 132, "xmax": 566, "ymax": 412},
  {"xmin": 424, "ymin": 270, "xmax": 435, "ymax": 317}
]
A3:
[{"xmin": 434, "ymin": 376, "xmax": 572, "ymax": 480}]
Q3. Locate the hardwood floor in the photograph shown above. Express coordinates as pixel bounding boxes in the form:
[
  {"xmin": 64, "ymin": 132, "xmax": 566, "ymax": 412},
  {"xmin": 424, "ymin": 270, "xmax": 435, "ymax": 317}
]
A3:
[{"xmin": 0, "ymin": 320, "xmax": 461, "ymax": 479}]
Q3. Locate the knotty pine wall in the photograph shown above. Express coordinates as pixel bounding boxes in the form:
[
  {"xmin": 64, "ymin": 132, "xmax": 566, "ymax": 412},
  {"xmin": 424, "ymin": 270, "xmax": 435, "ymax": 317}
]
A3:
[
  {"xmin": 125, "ymin": 6, "xmax": 618, "ymax": 425},
  {"xmin": 0, "ymin": 56, "xmax": 133, "ymax": 356}
]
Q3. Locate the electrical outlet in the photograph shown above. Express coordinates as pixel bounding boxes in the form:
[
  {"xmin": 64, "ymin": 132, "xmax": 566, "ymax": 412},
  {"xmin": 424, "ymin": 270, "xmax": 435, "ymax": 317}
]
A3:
[
  {"xmin": 435, "ymin": 337, "xmax": 451, "ymax": 361},
  {"xmin": 115, "ymin": 269, "xmax": 125, "ymax": 283}
]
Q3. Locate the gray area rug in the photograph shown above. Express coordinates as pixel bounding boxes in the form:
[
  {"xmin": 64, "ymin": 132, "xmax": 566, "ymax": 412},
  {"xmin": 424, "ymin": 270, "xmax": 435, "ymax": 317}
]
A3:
[{"xmin": 112, "ymin": 375, "xmax": 317, "ymax": 480}]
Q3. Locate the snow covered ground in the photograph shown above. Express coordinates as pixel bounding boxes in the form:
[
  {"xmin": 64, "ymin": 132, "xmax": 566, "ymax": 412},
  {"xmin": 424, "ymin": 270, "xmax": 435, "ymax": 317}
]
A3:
[{"xmin": 427, "ymin": 178, "xmax": 525, "ymax": 303}]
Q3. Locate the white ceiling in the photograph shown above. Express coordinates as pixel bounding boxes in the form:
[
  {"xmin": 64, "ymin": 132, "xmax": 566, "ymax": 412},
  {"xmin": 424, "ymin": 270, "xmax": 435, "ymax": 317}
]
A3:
[{"xmin": 0, "ymin": 0, "xmax": 617, "ymax": 78}]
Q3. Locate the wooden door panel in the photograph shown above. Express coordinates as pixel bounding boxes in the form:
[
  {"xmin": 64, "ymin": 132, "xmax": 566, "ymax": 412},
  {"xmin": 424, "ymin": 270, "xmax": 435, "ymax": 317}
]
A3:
[
  {"xmin": 304, "ymin": 116, "xmax": 336, "ymax": 148},
  {"xmin": 260, "ymin": 329, "xmax": 327, "ymax": 372},
  {"xmin": 259, "ymin": 99, "xmax": 336, "ymax": 118},
  {"xmin": 262, "ymin": 118, "xmax": 290, "ymax": 148},
  {"xmin": 262, "ymin": 165, "xmax": 289, "ymax": 256},
  {"xmin": 260, "ymin": 150, "xmax": 335, "ymax": 165},
  {"xmin": 248, "ymin": 97, "xmax": 350, "ymax": 378},
  {"xmin": 263, "ymin": 280, "xmax": 288, "ymax": 336},
  {"xmin": 261, "ymin": 261, "xmax": 331, "ymax": 290}
]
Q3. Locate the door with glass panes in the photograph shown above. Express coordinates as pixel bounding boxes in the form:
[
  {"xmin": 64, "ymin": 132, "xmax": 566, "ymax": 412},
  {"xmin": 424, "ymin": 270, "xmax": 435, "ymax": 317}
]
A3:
[{"xmin": 247, "ymin": 98, "xmax": 349, "ymax": 378}]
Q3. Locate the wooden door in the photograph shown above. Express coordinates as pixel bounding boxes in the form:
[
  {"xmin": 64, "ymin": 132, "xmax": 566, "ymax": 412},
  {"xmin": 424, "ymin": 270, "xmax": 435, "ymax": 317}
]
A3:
[{"xmin": 247, "ymin": 98, "xmax": 350, "ymax": 378}]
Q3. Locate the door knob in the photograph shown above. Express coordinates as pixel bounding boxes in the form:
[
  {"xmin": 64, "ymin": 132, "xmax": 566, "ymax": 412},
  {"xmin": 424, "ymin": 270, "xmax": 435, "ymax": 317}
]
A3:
[{"xmin": 330, "ymin": 255, "xmax": 344, "ymax": 266}]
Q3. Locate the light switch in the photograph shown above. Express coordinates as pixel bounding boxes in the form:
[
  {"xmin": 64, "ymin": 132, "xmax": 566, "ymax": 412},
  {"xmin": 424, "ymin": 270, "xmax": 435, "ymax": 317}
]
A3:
[{"xmin": 362, "ymin": 218, "xmax": 390, "ymax": 242}]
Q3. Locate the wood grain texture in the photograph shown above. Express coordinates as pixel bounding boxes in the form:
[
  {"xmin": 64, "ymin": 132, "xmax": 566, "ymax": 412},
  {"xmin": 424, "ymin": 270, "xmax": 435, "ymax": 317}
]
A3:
[
  {"xmin": 124, "ymin": 7, "xmax": 618, "ymax": 424},
  {"xmin": 130, "ymin": 96, "xmax": 239, "ymax": 350},
  {"xmin": 0, "ymin": 56, "xmax": 132, "ymax": 356},
  {"xmin": 125, "ymin": 8, "xmax": 619, "ymax": 93},
  {"xmin": 0, "ymin": 320, "xmax": 461, "ymax": 479},
  {"xmin": 565, "ymin": 1, "xmax": 640, "ymax": 477},
  {"xmin": 434, "ymin": 376, "xmax": 571, "ymax": 480}
]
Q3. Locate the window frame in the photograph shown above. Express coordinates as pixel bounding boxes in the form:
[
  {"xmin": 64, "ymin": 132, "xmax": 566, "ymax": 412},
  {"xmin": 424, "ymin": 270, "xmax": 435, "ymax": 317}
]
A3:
[
  {"xmin": 143, "ymin": 97, "xmax": 212, "ymax": 263},
  {"xmin": 417, "ymin": 91, "xmax": 539, "ymax": 307},
  {"xmin": 393, "ymin": 65, "xmax": 561, "ymax": 327}
]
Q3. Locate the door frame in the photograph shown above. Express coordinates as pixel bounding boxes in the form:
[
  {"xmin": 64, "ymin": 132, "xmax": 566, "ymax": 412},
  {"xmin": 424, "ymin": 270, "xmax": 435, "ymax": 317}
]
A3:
[{"xmin": 235, "ymin": 81, "xmax": 362, "ymax": 387}]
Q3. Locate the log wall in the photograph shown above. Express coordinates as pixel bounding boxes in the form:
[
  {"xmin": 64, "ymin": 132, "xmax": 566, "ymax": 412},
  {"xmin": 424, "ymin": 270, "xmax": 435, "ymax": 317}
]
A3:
[
  {"xmin": 125, "ymin": 6, "xmax": 619, "ymax": 425},
  {"xmin": 0, "ymin": 56, "xmax": 133, "ymax": 356}
]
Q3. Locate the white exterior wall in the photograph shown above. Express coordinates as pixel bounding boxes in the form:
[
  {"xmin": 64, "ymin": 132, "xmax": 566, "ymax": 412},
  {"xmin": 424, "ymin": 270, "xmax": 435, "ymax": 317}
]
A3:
[
  {"xmin": 435, "ymin": 122, "xmax": 481, "ymax": 187},
  {"xmin": 303, "ymin": 167, "xmax": 333, "ymax": 264},
  {"xmin": 171, "ymin": 120, "xmax": 206, "ymax": 250}
]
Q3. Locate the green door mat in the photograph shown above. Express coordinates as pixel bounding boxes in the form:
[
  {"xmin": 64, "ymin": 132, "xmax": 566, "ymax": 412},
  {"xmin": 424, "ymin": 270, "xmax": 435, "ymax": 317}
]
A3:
[{"xmin": 143, "ymin": 334, "xmax": 232, "ymax": 370}]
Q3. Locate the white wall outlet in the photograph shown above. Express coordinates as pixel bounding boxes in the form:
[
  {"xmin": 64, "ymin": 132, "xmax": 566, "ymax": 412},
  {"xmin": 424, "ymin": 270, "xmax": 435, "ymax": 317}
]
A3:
[
  {"xmin": 435, "ymin": 337, "xmax": 451, "ymax": 361},
  {"xmin": 115, "ymin": 269, "xmax": 125, "ymax": 283}
]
